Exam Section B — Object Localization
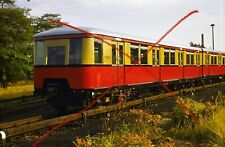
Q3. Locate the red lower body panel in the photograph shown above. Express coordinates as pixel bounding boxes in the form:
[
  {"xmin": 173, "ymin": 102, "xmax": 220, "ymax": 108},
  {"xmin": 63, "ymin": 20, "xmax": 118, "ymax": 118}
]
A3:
[
  {"xmin": 34, "ymin": 65, "xmax": 225, "ymax": 90},
  {"xmin": 184, "ymin": 66, "xmax": 200, "ymax": 79},
  {"xmin": 34, "ymin": 66, "xmax": 124, "ymax": 89},
  {"xmin": 34, "ymin": 66, "xmax": 160, "ymax": 89},
  {"xmin": 210, "ymin": 66, "xmax": 221, "ymax": 76},
  {"xmin": 125, "ymin": 66, "xmax": 160, "ymax": 85},
  {"xmin": 222, "ymin": 66, "xmax": 225, "ymax": 75},
  {"xmin": 203, "ymin": 66, "xmax": 210, "ymax": 76},
  {"xmin": 161, "ymin": 66, "xmax": 183, "ymax": 81}
]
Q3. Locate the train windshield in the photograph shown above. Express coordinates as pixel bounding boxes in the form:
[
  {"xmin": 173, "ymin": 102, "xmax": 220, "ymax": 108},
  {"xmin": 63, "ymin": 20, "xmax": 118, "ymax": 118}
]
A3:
[{"xmin": 47, "ymin": 46, "xmax": 65, "ymax": 65}]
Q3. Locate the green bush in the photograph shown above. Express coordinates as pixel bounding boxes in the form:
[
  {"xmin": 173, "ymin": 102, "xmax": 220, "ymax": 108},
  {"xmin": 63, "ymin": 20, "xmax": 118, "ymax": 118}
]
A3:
[
  {"xmin": 171, "ymin": 98, "xmax": 217, "ymax": 127},
  {"xmin": 171, "ymin": 96, "xmax": 225, "ymax": 145}
]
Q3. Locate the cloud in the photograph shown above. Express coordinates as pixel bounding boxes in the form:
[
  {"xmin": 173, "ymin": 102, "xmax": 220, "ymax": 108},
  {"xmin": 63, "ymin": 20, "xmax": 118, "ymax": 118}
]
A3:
[{"xmin": 16, "ymin": 0, "xmax": 225, "ymax": 50}]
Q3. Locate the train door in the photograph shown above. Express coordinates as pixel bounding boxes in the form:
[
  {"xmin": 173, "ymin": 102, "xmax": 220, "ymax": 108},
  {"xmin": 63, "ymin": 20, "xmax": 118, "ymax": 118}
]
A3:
[{"xmin": 112, "ymin": 42, "xmax": 125, "ymax": 86}]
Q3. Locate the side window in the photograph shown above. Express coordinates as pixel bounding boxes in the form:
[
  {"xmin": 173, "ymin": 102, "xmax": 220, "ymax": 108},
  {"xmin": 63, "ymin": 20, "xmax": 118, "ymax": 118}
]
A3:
[
  {"xmin": 119, "ymin": 45, "xmax": 124, "ymax": 64},
  {"xmin": 94, "ymin": 39, "xmax": 103, "ymax": 64},
  {"xmin": 223, "ymin": 57, "xmax": 225, "ymax": 65},
  {"xmin": 186, "ymin": 52, "xmax": 194, "ymax": 65},
  {"xmin": 205, "ymin": 54, "xmax": 209, "ymax": 65},
  {"xmin": 190, "ymin": 53, "xmax": 194, "ymax": 65},
  {"xmin": 164, "ymin": 49, "xmax": 169, "ymax": 65},
  {"xmin": 211, "ymin": 55, "xmax": 214, "ymax": 65},
  {"xmin": 186, "ymin": 52, "xmax": 190, "ymax": 65},
  {"xmin": 157, "ymin": 50, "xmax": 159, "ymax": 65},
  {"xmin": 141, "ymin": 46, "xmax": 148, "ymax": 64},
  {"xmin": 170, "ymin": 50, "xmax": 175, "ymax": 64},
  {"xmin": 196, "ymin": 53, "xmax": 200, "ymax": 65},
  {"xmin": 69, "ymin": 38, "xmax": 82, "ymax": 64},
  {"xmin": 112, "ymin": 44, "xmax": 116, "ymax": 64},
  {"xmin": 214, "ymin": 56, "xmax": 217, "ymax": 65},
  {"xmin": 178, "ymin": 52, "xmax": 183, "ymax": 65},
  {"xmin": 35, "ymin": 41, "xmax": 45, "ymax": 65},
  {"xmin": 152, "ymin": 49, "xmax": 155, "ymax": 65},
  {"xmin": 131, "ymin": 44, "xmax": 139, "ymax": 64},
  {"xmin": 152, "ymin": 49, "xmax": 159, "ymax": 65},
  {"xmin": 211, "ymin": 55, "xmax": 217, "ymax": 65},
  {"xmin": 218, "ymin": 56, "xmax": 221, "ymax": 65}
]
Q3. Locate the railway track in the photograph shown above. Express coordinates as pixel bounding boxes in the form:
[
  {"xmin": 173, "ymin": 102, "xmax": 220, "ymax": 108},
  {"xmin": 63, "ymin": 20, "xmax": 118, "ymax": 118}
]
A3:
[
  {"xmin": 0, "ymin": 116, "xmax": 43, "ymax": 130},
  {"xmin": 0, "ymin": 96, "xmax": 46, "ymax": 113},
  {"xmin": 0, "ymin": 96, "xmax": 50, "ymax": 123},
  {"xmin": 0, "ymin": 81, "xmax": 225, "ymax": 144}
]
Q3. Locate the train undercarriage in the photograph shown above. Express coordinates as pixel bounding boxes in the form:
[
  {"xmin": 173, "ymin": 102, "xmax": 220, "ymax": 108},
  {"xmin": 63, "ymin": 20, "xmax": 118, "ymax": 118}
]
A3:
[{"xmin": 34, "ymin": 75, "xmax": 225, "ymax": 111}]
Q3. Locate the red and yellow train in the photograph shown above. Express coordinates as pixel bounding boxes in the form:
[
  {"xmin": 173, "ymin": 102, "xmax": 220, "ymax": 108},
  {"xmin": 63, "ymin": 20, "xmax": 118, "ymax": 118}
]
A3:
[{"xmin": 33, "ymin": 27, "xmax": 225, "ymax": 109}]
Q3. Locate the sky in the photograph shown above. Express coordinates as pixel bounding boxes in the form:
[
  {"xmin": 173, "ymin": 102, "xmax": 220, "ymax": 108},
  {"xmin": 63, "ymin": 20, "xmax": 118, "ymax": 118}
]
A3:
[{"xmin": 16, "ymin": 0, "xmax": 225, "ymax": 51}]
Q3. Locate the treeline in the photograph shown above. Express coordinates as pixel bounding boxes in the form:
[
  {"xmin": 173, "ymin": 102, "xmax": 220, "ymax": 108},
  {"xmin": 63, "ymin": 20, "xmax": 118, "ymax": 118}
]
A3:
[{"xmin": 0, "ymin": 0, "xmax": 62, "ymax": 87}]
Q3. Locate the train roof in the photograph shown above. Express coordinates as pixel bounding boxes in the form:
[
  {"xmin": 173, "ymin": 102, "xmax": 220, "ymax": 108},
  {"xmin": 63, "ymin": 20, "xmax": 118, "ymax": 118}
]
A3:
[{"xmin": 34, "ymin": 26, "xmax": 223, "ymax": 54}]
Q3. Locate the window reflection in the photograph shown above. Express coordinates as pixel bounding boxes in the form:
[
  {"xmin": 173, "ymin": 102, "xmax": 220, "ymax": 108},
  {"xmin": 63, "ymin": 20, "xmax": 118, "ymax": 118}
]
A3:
[
  {"xmin": 35, "ymin": 41, "xmax": 45, "ymax": 65},
  {"xmin": 47, "ymin": 46, "xmax": 65, "ymax": 65}
]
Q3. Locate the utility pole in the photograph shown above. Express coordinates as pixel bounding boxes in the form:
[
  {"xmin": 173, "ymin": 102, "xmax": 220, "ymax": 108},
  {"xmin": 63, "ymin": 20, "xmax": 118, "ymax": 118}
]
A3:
[
  {"xmin": 201, "ymin": 34, "xmax": 205, "ymax": 48},
  {"xmin": 210, "ymin": 24, "xmax": 215, "ymax": 50}
]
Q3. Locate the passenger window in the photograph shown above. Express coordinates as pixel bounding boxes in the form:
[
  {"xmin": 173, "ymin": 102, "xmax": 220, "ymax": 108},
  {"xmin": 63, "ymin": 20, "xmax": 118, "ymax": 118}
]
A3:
[
  {"xmin": 164, "ymin": 49, "xmax": 175, "ymax": 65},
  {"xmin": 152, "ymin": 49, "xmax": 159, "ymax": 65},
  {"xmin": 157, "ymin": 50, "xmax": 159, "ymax": 65},
  {"xmin": 119, "ymin": 45, "xmax": 124, "ymax": 64},
  {"xmin": 170, "ymin": 51, "xmax": 175, "ymax": 64},
  {"xmin": 69, "ymin": 38, "xmax": 82, "ymax": 64},
  {"xmin": 178, "ymin": 52, "xmax": 183, "ymax": 65},
  {"xmin": 141, "ymin": 46, "xmax": 148, "ymax": 64},
  {"xmin": 112, "ymin": 44, "xmax": 116, "ymax": 64},
  {"xmin": 47, "ymin": 46, "xmax": 65, "ymax": 65},
  {"xmin": 190, "ymin": 54, "xmax": 194, "ymax": 65},
  {"xmin": 205, "ymin": 54, "xmax": 209, "ymax": 65},
  {"xmin": 196, "ymin": 54, "xmax": 200, "ymax": 65},
  {"xmin": 131, "ymin": 44, "xmax": 139, "ymax": 64},
  {"xmin": 186, "ymin": 52, "xmax": 190, "ymax": 65},
  {"xmin": 164, "ymin": 49, "xmax": 169, "ymax": 65},
  {"xmin": 223, "ymin": 57, "xmax": 225, "ymax": 65},
  {"xmin": 186, "ymin": 52, "xmax": 194, "ymax": 65},
  {"xmin": 152, "ymin": 49, "xmax": 155, "ymax": 65},
  {"xmin": 218, "ymin": 56, "xmax": 221, "ymax": 65},
  {"xmin": 94, "ymin": 39, "xmax": 103, "ymax": 64},
  {"xmin": 211, "ymin": 55, "xmax": 217, "ymax": 65},
  {"xmin": 211, "ymin": 56, "xmax": 214, "ymax": 65}
]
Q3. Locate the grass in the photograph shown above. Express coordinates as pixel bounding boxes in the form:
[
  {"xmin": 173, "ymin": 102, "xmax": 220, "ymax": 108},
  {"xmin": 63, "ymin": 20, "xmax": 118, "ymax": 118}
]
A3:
[
  {"xmin": 73, "ymin": 93, "xmax": 225, "ymax": 147},
  {"xmin": 0, "ymin": 80, "xmax": 34, "ymax": 100},
  {"xmin": 169, "ymin": 95, "xmax": 225, "ymax": 146},
  {"xmin": 170, "ymin": 107, "xmax": 225, "ymax": 146},
  {"xmin": 73, "ymin": 109, "xmax": 174, "ymax": 147},
  {"xmin": 207, "ymin": 106, "xmax": 225, "ymax": 146}
]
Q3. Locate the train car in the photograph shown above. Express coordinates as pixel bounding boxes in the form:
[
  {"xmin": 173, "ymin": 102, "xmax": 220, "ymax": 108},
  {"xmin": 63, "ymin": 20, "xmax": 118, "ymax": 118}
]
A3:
[{"xmin": 33, "ymin": 26, "xmax": 225, "ymax": 109}]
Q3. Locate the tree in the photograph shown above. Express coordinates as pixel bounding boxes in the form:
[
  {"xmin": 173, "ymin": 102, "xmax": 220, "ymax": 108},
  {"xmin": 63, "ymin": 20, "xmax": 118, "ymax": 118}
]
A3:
[
  {"xmin": 0, "ymin": 6, "xmax": 33, "ymax": 84},
  {"xmin": 32, "ymin": 13, "xmax": 62, "ymax": 34},
  {"xmin": 0, "ymin": 0, "xmax": 63, "ymax": 86},
  {"xmin": 0, "ymin": 0, "xmax": 15, "ymax": 8}
]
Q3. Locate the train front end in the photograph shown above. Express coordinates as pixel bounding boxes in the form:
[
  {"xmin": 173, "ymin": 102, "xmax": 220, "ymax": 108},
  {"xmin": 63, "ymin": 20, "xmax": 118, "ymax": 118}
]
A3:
[{"xmin": 33, "ymin": 27, "xmax": 97, "ymax": 109}]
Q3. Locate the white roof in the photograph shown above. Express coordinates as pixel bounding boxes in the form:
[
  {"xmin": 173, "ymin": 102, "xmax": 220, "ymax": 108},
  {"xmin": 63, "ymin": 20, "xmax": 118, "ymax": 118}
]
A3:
[{"xmin": 34, "ymin": 26, "xmax": 223, "ymax": 54}]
